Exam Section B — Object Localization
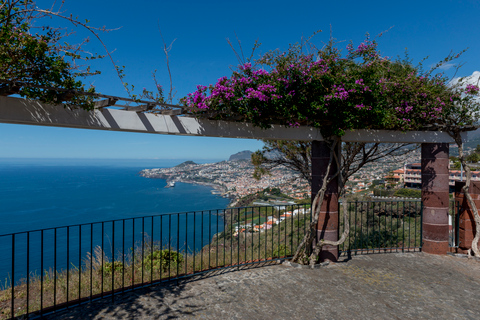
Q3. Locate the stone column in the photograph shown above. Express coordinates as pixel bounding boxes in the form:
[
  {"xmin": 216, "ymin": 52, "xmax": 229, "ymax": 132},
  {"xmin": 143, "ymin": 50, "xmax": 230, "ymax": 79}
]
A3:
[
  {"xmin": 311, "ymin": 140, "xmax": 339, "ymax": 262},
  {"xmin": 454, "ymin": 181, "xmax": 480, "ymax": 253},
  {"xmin": 421, "ymin": 143, "xmax": 450, "ymax": 254}
]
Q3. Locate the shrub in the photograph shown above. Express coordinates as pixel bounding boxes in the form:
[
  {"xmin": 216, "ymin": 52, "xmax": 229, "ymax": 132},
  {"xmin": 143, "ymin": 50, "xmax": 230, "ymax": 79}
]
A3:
[
  {"xmin": 102, "ymin": 261, "xmax": 124, "ymax": 276},
  {"xmin": 273, "ymin": 244, "xmax": 291, "ymax": 257},
  {"xmin": 393, "ymin": 188, "xmax": 421, "ymax": 198},
  {"xmin": 143, "ymin": 249, "xmax": 184, "ymax": 272}
]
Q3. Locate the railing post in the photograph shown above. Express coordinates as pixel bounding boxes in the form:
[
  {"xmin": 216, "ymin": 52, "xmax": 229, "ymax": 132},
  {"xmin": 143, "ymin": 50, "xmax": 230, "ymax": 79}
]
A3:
[
  {"xmin": 312, "ymin": 140, "xmax": 339, "ymax": 262},
  {"xmin": 421, "ymin": 143, "xmax": 450, "ymax": 254}
]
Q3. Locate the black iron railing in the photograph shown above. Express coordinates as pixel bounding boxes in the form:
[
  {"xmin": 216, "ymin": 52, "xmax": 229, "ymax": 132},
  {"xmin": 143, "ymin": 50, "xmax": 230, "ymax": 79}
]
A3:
[
  {"xmin": 450, "ymin": 199, "xmax": 461, "ymax": 248},
  {"xmin": 0, "ymin": 204, "xmax": 311, "ymax": 319},
  {"xmin": 339, "ymin": 199, "xmax": 423, "ymax": 254},
  {"xmin": 3, "ymin": 198, "xmax": 463, "ymax": 319}
]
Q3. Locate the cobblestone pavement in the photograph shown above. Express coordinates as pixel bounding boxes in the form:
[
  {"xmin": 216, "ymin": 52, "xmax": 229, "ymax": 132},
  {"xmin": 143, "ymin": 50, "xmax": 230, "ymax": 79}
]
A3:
[{"xmin": 44, "ymin": 253, "xmax": 480, "ymax": 319}]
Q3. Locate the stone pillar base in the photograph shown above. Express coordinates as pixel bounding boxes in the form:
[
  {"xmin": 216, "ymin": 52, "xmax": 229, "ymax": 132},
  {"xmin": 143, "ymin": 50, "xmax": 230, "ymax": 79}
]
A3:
[{"xmin": 422, "ymin": 240, "xmax": 449, "ymax": 255}]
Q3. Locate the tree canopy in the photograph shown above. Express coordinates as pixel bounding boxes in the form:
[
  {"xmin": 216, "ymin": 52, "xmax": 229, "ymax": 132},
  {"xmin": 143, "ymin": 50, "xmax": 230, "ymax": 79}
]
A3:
[{"xmin": 0, "ymin": 0, "xmax": 110, "ymax": 108}]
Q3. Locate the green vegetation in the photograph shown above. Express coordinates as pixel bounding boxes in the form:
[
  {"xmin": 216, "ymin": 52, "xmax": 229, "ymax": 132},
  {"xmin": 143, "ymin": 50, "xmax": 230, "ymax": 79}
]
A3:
[
  {"xmin": 191, "ymin": 176, "xmax": 215, "ymax": 183},
  {"xmin": 393, "ymin": 188, "xmax": 421, "ymax": 198},
  {"xmin": 451, "ymin": 145, "xmax": 480, "ymax": 166},
  {"xmin": 143, "ymin": 249, "xmax": 184, "ymax": 272},
  {"xmin": 1, "ymin": 0, "xmax": 101, "ymax": 109},
  {"xmin": 273, "ymin": 244, "xmax": 291, "ymax": 257},
  {"xmin": 232, "ymin": 188, "xmax": 294, "ymax": 208},
  {"xmin": 294, "ymin": 198, "xmax": 311, "ymax": 205},
  {"xmin": 372, "ymin": 188, "xmax": 421, "ymax": 198},
  {"xmin": 373, "ymin": 188, "xmax": 394, "ymax": 197},
  {"xmin": 102, "ymin": 261, "xmax": 124, "ymax": 276},
  {"xmin": 467, "ymin": 152, "xmax": 480, "ymax": 163},
  {"xmin": 263, "ymin": 187, "xmax": 282, "ymax": 196},
  {"xmin": 175, "ymin": 161, "xmax": 197, "ymax": 167}
]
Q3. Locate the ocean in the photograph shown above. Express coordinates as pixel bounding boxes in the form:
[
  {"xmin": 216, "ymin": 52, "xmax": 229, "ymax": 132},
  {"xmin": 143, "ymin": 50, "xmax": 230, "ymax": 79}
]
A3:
[{"xmin": 0, "ymin": 158, "xmax": 230, "ymax": 285}]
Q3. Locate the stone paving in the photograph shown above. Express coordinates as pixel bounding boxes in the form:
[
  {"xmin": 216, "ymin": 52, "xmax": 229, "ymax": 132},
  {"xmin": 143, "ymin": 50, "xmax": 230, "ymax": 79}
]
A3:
[{"xmin": 43, "ymin": 253, "xmax": 480, "ymax": 319}]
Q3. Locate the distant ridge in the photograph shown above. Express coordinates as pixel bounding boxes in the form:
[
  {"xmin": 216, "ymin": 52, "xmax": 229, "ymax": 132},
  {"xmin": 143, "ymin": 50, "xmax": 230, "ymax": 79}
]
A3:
[
  {"xmin": 175, "ymin": 160, "xmax": 197, "ymax": 167},
  {"xmin": 469, "ymin": 127, "xmax": 480, "ymax": 140},
  {"xmin": 229, "ymin": 150, "xmax": 253, "ymax": 161}
]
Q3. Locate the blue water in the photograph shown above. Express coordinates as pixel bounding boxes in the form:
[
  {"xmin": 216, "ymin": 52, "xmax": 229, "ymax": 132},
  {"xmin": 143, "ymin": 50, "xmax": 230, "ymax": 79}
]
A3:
[{"xmin": 0, "ymin": 158, "xmax": 230, "ymax": 286}]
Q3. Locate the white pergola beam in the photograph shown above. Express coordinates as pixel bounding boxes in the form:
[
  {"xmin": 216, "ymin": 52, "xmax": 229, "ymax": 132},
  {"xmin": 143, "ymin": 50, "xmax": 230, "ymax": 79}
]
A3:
[
  {"xmin": 0, "ymin": 96, "xmax": 467, "ymax": 143},
  {"xmin": 342, "ymin": 129, "xmax": 465, "ymax": 144}
]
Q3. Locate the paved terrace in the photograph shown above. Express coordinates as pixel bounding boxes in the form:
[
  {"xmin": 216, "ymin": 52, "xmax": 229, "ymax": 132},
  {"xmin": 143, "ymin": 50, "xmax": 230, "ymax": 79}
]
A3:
[{"xmin": 44, "ymin": 253, "xmax": 480, "ymax": 320}]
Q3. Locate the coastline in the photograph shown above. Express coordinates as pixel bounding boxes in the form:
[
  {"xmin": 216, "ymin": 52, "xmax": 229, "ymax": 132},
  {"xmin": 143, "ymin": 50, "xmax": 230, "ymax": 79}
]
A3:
[
  {"xmin": 172, "ymin": 178, "xmax": 237, "ymax": 207},
  {"xmin": 138, "ymin": 168, "xmax": 239, "ymax": 208}
]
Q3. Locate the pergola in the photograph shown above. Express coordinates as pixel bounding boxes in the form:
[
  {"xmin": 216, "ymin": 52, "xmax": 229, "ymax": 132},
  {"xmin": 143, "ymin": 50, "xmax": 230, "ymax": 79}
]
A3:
[{"xmin": 0, "ymin": 95, "xmax": 471, "ymax": 260}]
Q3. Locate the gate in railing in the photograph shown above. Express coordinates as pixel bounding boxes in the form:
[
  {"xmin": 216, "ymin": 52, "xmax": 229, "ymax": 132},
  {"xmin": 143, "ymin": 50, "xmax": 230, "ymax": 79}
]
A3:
[
  {"xmin": 339, "ymin": 200, "xmax": 423, "ymax": 255},
  {"xmin": 1, "ymin": 199, "xmax": 460, "ymax": 319},
  {"xmin": 338, "ymin": 199, "xmax": 459, "ymax": 255}
]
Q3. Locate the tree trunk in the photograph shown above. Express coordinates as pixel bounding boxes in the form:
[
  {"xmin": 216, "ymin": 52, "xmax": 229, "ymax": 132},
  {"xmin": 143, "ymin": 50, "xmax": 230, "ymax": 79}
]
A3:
[
  {"xmin": 453, "ymin": 132, "xmax": 480, "ymax": 257},
  {"xmin": 291, "ymin": 137, "xmax": 350, "ymax": 265}
]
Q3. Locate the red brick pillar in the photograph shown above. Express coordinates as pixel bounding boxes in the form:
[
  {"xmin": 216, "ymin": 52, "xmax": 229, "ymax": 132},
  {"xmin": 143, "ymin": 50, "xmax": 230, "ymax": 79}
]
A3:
[
  {"xmin": 454, "ymin": 181, "xmax": 480, "ymax": 253},
  {"xmin": 311, "ymin": 140, "xmax": 339, "ymax": 262},
  {"xmin": 421, "ymin": 143, "xmax": 450, "ymax": 254}
]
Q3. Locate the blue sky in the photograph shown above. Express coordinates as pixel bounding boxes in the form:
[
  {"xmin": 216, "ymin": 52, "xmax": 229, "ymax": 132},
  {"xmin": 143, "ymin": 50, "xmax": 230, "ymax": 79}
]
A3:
[{"xmin": 1, "ymin": 0, "xmax": 480, "ymax": 160}]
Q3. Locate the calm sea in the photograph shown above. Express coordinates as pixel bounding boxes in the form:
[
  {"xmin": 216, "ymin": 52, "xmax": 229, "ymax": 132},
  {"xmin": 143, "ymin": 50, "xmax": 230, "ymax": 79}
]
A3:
[{"xmin": 0, "ymin": 158, "xmax": 230, "ymax": 285}]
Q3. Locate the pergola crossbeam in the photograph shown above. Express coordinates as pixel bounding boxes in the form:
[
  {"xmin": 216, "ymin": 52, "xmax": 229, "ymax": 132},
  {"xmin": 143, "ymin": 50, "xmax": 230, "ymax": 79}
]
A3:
[
  {"xmin": 0, "ymin": 96, "xmax": 468, "ymax": 143},
  {"xmin": 0, "ymin": 84, "xmax": 20, "ymax": 96},
  {"xmin": 94, "ymin": 98, "xmax": 118, "ymax": 108}
]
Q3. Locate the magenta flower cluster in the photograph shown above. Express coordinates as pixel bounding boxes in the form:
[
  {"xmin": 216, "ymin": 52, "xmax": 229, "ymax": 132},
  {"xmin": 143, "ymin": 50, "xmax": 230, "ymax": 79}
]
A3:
[
  {"xmin": 183, "ymin": 54, "xmax": 332, "ymax": 120},
  {"xmin": 465, "ymin": 84, "xmax": 479, "ymax": 95}
]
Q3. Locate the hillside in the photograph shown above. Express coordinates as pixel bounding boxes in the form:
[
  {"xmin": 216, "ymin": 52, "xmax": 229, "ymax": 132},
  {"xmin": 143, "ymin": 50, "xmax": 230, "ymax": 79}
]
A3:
[
  {"xmin": 175, "ymin": 160, "xmax": 197, "ymax": 167},
  {"xmin": 229, "ymin": 150, "xmax": 253, "ymax": 161}
]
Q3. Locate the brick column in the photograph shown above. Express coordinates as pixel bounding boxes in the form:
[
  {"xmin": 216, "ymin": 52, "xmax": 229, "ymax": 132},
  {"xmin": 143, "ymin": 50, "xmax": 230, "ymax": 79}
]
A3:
[
  {"xmin": 311, "ymin": 140, "xmax": 339, "ymax": 262},
  {"xmin": 454, "ymin": 181, "xmax": 480, "ymax": 253},
  {"xmin": 421, "ymin": 143, "xmax": 450, "ymax": 254}
]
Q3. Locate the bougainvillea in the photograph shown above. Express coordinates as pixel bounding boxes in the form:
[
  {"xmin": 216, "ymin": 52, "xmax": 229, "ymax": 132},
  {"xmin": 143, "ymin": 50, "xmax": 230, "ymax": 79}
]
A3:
[{"xmin": 182, "ymin": 35, "xmax": 479, "ymax": 138}]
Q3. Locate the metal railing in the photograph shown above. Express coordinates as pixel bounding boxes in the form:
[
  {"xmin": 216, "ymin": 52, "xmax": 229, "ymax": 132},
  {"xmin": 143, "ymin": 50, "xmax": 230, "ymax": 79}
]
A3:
[
  {"xmin": 450, "ymin": 200, "xmax": 461, "ymax": 248},
  {"xmin": 3, "ymin": 199, "xmax": 463, "ymax": 318},
  {"xmin": 338, "ymin": 199, "xmax": 460, "ymax": 255},
  {"xmin": 339, "ymin": 199, "xmax": 423, "ymax": 254},
  {"xmin": 0, "ymin": 204, "xmax": 311, "ymax": 319}
]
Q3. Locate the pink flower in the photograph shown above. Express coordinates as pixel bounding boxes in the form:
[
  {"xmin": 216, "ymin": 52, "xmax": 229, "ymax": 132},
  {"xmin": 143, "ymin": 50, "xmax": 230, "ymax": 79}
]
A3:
[{"xmin": 465, "ymin": 84, "xmax": 479, "ymax": 95}]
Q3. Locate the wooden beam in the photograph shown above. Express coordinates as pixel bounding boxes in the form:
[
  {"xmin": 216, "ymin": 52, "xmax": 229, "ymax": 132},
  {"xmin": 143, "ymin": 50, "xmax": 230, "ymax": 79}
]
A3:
[
  {"xmin": 0, "ymin": 96, "xmax": 468, "ymax": 143},
  {"xmin": 161, "ymin": 109, "xmax": 183, "ymax": 116},
  {"xmin": 342, "ymin": 129, "xmax": 466, "ymax": 144},
  {"xmin": 0, "ymin": 85, "xmax": 20, "ymax": 96},
  {"xmin": 56, "ymin": 91, "xmax": 75, "ymax": 102},
  {"xmin": 122, "ymin": 105, "xmax": 150, "ymax": 112},
  {"xmin": 0, "ymin": 96, "xmax": 322, "ymax": 141},
  {"xmin": 94, "ymin": 98, "xmax": 118, "ymax": 108}
]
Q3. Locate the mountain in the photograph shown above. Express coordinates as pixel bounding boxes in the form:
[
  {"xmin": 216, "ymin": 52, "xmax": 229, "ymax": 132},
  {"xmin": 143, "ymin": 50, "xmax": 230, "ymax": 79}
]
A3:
[
  {"xmin": 229, "ymin": 150, "xmax": 253, "ymax": 161},
  {"xmin": 175, "ymin": 160, "xmax": 197, "ymax": 167},
  {"xmin": 468, "ymin": 128, "xmax": 480, "ymax": 140},
  {"xmin": 463, "ymin": 128, "xmax": 480, "ymax": 149}
]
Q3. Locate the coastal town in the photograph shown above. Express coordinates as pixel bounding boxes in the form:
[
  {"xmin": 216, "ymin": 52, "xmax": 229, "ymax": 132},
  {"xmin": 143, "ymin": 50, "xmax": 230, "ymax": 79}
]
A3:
[
  {"xmin": 139, "ymin": 145, "xmax": 472, "ymax": 204},
  {"xmin": 140, "ymin": 158, "xmax": 311, "ymax": 206}
]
